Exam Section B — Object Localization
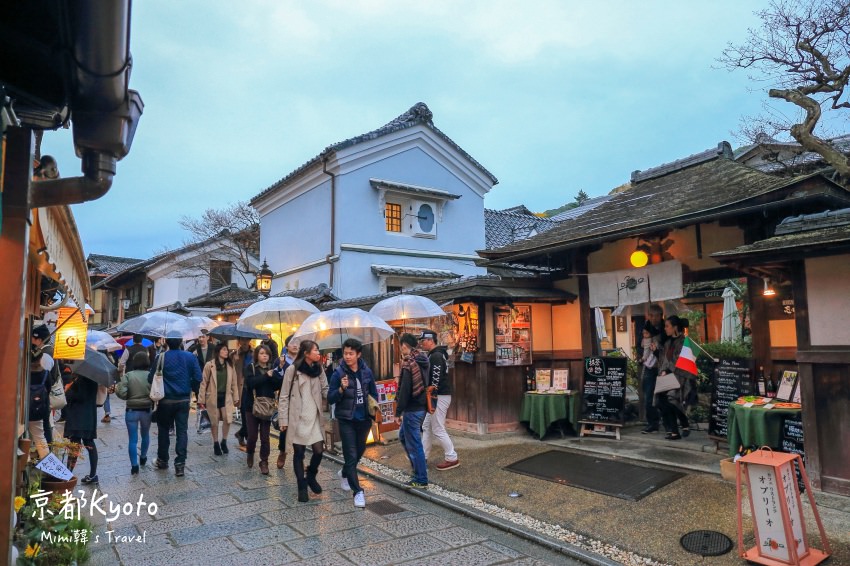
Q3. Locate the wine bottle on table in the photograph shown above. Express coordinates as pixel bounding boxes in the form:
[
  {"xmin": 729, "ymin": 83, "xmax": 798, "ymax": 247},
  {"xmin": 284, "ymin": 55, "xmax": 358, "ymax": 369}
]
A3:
[
  {"xmin": 757, "ymin": 366, "xmax": 767, "ymax": 397},
  {"xmin": 525, "ymin": 367, "xmax": 532, "ymax": 391},
  {"xmin": 766, "ymin": 371, "xmax": 776, "ymax": 398}
]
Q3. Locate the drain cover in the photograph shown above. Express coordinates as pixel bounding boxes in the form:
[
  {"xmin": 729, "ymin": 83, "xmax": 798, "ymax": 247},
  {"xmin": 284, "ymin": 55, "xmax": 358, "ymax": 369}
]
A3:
[
  {"xmin": 680, "ymin": 530, "xmax": 734, "ymax": 556},
  {"xmin": 367, "ymin": 500, "xmax": 406, "ymax": 516}
]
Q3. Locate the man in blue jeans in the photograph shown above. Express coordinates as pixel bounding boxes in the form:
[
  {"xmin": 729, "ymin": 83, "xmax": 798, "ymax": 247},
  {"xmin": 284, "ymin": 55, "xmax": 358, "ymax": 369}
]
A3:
[
  {"xmin": 640, "ymin": 304, "xmax": 665, "ymax": 434},
  {"xmin": 395, "ymin": 333, "xmax": 429, "ymax": 488},
  {"xmin": 148, "ymin": 334, "xmax": 201, "ymax": 476}
]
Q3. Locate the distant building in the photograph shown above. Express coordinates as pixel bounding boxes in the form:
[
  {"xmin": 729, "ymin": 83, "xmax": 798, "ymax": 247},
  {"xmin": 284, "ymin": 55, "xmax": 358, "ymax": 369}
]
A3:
[
  {"xmin": 251, "ymin": 102, "xmax": 498, "ymax": 300},
  {"xmin": 735, "ymin": 133, "xmax": 850, "ymax": 176}
]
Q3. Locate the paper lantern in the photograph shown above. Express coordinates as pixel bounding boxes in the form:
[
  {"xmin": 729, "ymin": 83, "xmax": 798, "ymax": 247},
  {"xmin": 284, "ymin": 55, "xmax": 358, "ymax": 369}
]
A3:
[
  {"xmin": 736, "ymin": 448, "xmax": 830, "ymax": 565},
  {"xmin": 630, "ymin": 249, "xmax": 649, "ymax": 268},
  {"xmin": 53, "ymin": 307, "xmax": 88, "ymax": 360}
]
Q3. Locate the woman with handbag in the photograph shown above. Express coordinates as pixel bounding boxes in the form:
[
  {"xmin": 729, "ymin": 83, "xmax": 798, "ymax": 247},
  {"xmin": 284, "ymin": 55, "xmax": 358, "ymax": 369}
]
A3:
[
  {"xmin": 655, "ymin": 315, "xmax": 690, "ymax": 441},
  {"xmin": 278, "ymin": 340, "xmax": 328, "ymax": 503},
  {"xmin": 245, "ymin": 344, "xmax": 282, "ymax": 474},
  {"xmin": 328, "ymin": 338, "xmax": 378, "ymax": 508},
  {"xmin": 116, "ymin": 352, "xmax": 153, "ymax": 474},
  {"xmin": 198, "ymin": 343, "xmax": 240, "ymax": 457}
]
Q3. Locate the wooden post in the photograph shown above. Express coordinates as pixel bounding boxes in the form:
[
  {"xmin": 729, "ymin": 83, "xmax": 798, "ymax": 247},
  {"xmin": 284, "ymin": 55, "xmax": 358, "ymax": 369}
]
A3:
[
  {"xmin": 0, "ymin": 127, "xmax": 34, "ymax": 565},
  {"xmin": 475, "ymin": 300, "xmax": 488, "ymax": 434},
  {"xmin": 748, "ymin": 274, "xmax": 772, "ymax": 378}
]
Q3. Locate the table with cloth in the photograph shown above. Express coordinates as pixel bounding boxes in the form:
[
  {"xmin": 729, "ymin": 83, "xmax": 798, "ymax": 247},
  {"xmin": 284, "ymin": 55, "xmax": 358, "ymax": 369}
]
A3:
[
  {"xmin": 519, "ymin": 392, "xmax": 579, "ymax": 440},
  {"xmin": 727, "ymin": 402, "xmax": 802, "ymax": 457}
]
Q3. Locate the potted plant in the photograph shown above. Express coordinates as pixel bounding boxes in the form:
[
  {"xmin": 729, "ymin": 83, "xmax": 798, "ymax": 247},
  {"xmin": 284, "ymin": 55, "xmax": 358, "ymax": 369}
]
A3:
[
  {"xmin": 37, "ymin": 439, "xmax": 82, "ymax": 493},
  {"xmin": 14, "ymin": 473, "xmax": 93, "ymax": 565}
]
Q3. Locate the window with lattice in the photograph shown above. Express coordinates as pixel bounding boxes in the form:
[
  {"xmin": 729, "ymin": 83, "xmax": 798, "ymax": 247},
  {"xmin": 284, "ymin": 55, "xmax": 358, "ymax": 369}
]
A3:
[
  {"xmin": 385, "ymin": 202, "xmax": 402, "ymax": 232},
  {"xmin": 209, "ymin": 260, "xmax": 232, "ymax": 291}
]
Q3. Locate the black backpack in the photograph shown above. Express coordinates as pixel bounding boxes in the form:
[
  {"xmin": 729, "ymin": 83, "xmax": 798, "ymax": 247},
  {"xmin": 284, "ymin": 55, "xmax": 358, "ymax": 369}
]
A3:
[{"xmin": 29, "ymin": 370, "xmax": 50, "ymax": 421}]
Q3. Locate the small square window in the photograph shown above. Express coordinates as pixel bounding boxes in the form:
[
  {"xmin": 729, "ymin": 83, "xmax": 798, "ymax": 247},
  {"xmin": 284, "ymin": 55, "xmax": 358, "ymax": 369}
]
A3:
[{"xmin": 385, "ymin": 202, "xmax": 402, "ymax": 232}]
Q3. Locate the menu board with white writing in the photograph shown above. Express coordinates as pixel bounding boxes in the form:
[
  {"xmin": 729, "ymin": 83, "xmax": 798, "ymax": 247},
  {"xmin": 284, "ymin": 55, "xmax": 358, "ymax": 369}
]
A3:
[
  {"xmin": 709, "ymin": 358, "xmax": 753, "ymax": 439},
  {"xmin": 580, "ymin": 357, "xmax": 626, "ymax": 425},
  {"xmin": 782, "ymin": 415, "xmax": 805, "ymax": 465}
]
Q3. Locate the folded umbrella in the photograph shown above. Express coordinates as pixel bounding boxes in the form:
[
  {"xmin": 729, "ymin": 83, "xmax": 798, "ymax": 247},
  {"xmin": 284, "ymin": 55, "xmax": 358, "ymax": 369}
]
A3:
[
  {"xmin": 292, "ymin": 308, "xmax": 394, "ymax": 350},
  {"xmin": 65, "ymin": 349, "xmax": 119, "ymax": 387}
]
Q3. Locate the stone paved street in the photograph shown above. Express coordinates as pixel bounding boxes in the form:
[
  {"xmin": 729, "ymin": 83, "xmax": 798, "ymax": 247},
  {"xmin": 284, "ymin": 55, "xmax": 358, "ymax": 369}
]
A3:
[{"xmin": 61, "ymin": 398, "xmax": 578, "ymax": 566}]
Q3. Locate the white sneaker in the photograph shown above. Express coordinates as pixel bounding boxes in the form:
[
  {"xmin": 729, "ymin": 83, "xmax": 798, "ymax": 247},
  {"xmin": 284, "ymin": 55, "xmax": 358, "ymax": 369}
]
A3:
[
  {"xmin": 353, "ymin": 491, "xmax": 365, "ymax": 508},
  {"xmin": 338, "ymin": 468, "xmax": 351, "ymax": 491}
]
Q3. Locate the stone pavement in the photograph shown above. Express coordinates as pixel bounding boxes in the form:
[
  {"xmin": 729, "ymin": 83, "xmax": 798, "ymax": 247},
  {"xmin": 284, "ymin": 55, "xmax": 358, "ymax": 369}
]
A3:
[{"xmin": 58, "ymin": 397, "xmax": 579, "ymax": 566}]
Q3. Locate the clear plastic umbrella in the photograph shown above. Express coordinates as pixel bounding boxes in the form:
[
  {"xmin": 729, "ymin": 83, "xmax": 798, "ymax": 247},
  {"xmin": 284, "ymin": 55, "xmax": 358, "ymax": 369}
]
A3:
[
  {"xmin": 291, "ymin": 308, "xmax": 394, "ymax": 350},
  {"xmin": 116, "ymin": 311, "xmax": 189, "ymax": 338},
  {"xmin": 369, "ymin": 294, "xmax": 446, "ymax": 322},
  {"xmin": 236, "ymin": 297, "xmax": 320, "ymax": 337},
  {"xmin": 86, "ymin": 330, "xmax": 122, "ymax": 352}
]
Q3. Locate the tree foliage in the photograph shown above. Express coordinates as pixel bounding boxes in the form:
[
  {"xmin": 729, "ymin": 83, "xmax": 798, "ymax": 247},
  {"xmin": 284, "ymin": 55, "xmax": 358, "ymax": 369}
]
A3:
[{"xmin": 720, "ymin": 0, "xmax": 850, "ymax": 181}]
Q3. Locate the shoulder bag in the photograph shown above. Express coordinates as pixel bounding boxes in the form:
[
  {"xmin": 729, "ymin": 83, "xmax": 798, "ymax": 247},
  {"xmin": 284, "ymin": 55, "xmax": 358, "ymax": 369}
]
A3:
[
  {"xmin": 150, "ymin": 353, "xmax": 165, "ymax": 404},
  {"xmin": 654, "ymin": 372, "xmax": 681, "ymax": 394},
  {"xmin": 49, "ymin": 376, "xmax": 67, "ymax": 410},
  {"xmin": 251, "ymin": 364, "xmax": 277, "ymax": 421}
]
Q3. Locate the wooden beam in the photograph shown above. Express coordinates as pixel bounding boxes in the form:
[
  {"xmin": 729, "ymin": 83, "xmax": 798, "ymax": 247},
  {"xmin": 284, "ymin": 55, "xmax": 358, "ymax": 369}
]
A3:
[{"xmin": 0, "ymin": 127, "xmax": 34, "ymax": 564}]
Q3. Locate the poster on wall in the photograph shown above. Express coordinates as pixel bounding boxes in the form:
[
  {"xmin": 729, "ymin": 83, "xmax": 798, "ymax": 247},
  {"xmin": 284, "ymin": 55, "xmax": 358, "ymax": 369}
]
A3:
[
  {"xmin": 374, "ymin": 380, "xmax": 399, "ymax": 432},
  {"xmin": 494, "ymin": 305, "xmax": 533, "ymax": 366}
]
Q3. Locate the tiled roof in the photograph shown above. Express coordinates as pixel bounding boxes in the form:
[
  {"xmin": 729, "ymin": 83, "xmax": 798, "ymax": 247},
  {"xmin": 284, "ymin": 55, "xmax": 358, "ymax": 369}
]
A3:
[
  {"xmin": 549, "ymin": 195, "xmax": 613, "ymax": 222},
  {"xmin": 484, "ymin": 209, "xmax": 558, "ymax": 249},
  {"xmin": 219, "ymin": 284, "xmax": 338, "ymax": 316},
  {"xmin": 371, "ymin": 265, "xmax": 461, "ymax": 279},
  {"xmin": 630, "ymin": 142, "xmax": 734, "ymax": 184},
  {"xmin": 320, "ymin": 275, "xmax": 575, "ymax": 310},
  {"xmin": 252, "ymin": 103, "xmax": 498, "ymax": 206},
  {"xmin": 370, "ymin": 179, "xmax": 461, "ymax": 200},
  {"xmin": 185, "ymin": 284, "xmax": 261, "ymax": 308},
  {"xmin": 713, "ymin": 208, "xmax": 850, "ymax": 259},
  {"xmin": 479, "ymin": 149, "xmax": 825, "ymax": 261},
  {"xmin": 736, "ymin": 134, "xmax": 850, "ymax": 174},
  {"xmin": 500, "ymin": 205, "xmax": 534, "ymax": 215},
  {"xmin": 87, "ymin": 254, "xmax": 144, "ymax": 277}
]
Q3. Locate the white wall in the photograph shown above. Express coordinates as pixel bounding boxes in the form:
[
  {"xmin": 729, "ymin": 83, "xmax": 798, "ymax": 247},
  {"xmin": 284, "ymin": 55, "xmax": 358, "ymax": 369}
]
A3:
[{"xmin": 806, "ymin": 255, "xmax": 850, "ymax": 346}]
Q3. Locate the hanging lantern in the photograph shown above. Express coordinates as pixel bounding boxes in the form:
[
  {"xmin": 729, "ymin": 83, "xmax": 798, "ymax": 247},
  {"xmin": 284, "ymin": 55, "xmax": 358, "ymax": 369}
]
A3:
[
  {"xmin": 53, "ymin": 307, "xmax": 88, "ymax": 360},
  {"xmin": 736, "ymin": 448, "xmax": 830, "ymax": 565}
]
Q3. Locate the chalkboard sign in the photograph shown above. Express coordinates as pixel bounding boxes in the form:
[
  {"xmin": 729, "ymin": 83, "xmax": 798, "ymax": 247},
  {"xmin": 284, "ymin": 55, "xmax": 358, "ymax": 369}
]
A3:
[
  {"xmin": 709, "ymin": 358, "xmax": 753, "ymax": 439},
  {"xmin": 580, "ymin": 356, "xmax": 627, "ymax": 425},
  {"xmin": 782, "ymin": 414, "xmax": 805, "ymax": 464}
]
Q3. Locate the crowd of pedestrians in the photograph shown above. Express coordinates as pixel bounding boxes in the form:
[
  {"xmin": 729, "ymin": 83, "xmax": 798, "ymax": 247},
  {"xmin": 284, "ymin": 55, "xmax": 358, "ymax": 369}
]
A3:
[{"xmin": 29, "ymin": 324, "xmax": 460, "ymax": 508}]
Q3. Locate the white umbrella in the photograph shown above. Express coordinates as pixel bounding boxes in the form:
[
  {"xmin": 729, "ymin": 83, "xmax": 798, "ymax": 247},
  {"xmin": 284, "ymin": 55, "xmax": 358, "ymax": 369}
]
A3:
[
  {"xmin": 236, "ymin": 296, "xmax": 319, "ymax": 337},
  {"xmin": 594, "ymin": 307, "xmax": 608, "ymax": 340},
  {"xmin": 116, "ymin": 311, "xmax": 188, "ymax": 338},
  {"xmin": 369, "ymin": 294, "xmax": 446, "ymax": 322},
  {"xmin": 292, "ymin": 308, "xmax": 394, "ymax": 350},
  {"xmin": 721, "ymin": 287, "xmax": 742, "ymax": 342},
  {"xmin": 86, "ymin": 330, "xmax": 122, "ymax": 352}
]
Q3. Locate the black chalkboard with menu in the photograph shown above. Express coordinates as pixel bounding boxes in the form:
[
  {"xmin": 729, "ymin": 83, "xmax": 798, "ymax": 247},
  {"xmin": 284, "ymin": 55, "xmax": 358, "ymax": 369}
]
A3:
[
  {"xmin": 709, "ymin": 358, "xmax": 753, "ymax": 439},
  {"xmin": 782, "ymin": 414, "xmax": 806, "ymax": 464},
  {"xmin": 580, "ymin": 356, "xmax": 627, "ymax": 425}
]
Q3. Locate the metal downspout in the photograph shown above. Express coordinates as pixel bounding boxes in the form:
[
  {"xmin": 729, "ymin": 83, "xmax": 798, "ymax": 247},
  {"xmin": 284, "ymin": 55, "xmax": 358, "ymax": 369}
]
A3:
[{"xmin": 323, "ymin": 155, "xmax": 336, "ymax": 290}]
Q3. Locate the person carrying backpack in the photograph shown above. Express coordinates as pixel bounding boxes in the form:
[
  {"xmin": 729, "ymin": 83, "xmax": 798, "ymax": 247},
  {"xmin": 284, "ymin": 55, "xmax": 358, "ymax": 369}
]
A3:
[{"xmin": 28, "ymin": 347, "xmax": 52, "ymax": 460}]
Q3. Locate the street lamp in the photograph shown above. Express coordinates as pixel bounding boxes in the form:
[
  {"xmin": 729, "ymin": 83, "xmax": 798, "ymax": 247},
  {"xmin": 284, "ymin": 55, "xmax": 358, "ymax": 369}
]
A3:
[{"xmin": 256, "ymin": 259, "xmax": 273, "ymax": 296}]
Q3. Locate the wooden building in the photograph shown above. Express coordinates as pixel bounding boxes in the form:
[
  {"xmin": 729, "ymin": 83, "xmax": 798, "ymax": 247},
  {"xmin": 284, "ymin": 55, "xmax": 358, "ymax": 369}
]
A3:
[
  {"xmin": 478, "ymin": 142, "xmax": 850, "ymax": 495},
  {"xmin": 321, "ymin": 276, "xmax": 576, "ymax": 434}
]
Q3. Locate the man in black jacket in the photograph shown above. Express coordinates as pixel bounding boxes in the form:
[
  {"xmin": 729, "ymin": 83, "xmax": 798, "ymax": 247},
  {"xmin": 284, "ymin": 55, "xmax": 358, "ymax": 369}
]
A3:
[
  {"xmin": 419, "ymin": 330, "xmax": 459, "ymax": 471},
  {"xmin": 396, "ymin": 333, "xmax": 429, "ymax": 487}
]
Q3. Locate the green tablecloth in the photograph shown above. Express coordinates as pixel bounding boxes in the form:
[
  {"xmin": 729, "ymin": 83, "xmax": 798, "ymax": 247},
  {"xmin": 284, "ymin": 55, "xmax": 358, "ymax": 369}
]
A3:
[
  {"xmin": 727, "ymin": 403, "xmax": 802, "ymax": 457},
  {"xmin": 519, "ymin": 393, "xmax": 578, "ymax": 439}
]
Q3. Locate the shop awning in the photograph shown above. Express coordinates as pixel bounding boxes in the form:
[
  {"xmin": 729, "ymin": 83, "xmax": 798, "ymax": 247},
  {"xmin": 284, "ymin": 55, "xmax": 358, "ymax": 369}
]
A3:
[{"xmin": 30, "ymin": 205, "xmax": 91, "ymax": 320}]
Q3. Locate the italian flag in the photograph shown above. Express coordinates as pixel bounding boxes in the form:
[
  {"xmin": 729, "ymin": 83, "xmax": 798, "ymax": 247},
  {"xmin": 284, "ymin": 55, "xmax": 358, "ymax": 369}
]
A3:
[{"xmin": 675, "ymin": 337, "xmax": 699, "ymax": 376}]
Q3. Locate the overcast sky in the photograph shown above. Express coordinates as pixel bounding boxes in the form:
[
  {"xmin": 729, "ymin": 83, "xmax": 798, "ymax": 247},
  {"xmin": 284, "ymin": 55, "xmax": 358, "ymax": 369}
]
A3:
[{"xmin": 42, "ymin": 1, "xmax": 779, "ymax": 259}]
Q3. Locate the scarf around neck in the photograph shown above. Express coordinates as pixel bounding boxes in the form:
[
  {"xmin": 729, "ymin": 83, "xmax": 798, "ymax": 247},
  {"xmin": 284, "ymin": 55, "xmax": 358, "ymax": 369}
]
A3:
[{"xmin": 298, "ymin": 360, "xmax": 323, "ymax": 378}]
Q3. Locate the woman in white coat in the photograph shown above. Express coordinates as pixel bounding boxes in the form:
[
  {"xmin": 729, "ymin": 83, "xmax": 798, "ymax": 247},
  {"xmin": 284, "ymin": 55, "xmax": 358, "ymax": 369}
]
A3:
[
  {"xmin": 279, "ymin": 340, "xmax": 328, "ymax": 503},
  {"xmin": 198, "ymin": 343, "xmax": 240, "ymax": 456}
]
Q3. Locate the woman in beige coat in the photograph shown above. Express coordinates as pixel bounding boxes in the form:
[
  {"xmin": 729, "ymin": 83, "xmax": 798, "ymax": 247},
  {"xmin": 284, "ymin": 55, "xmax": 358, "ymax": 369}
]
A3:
[
  {"xmin": 279, "ymin": 339, "xmax": 328, "ymax": 503},
  {"xmin": 198, "ymin": 343, "xmax": 240, "ymax": 456}
]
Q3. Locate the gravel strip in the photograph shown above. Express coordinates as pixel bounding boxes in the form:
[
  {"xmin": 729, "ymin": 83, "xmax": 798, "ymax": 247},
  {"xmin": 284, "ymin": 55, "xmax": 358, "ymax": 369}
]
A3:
[{"xmin": 351, "ymin": 455, "xmax": 673, "ymax": 566}]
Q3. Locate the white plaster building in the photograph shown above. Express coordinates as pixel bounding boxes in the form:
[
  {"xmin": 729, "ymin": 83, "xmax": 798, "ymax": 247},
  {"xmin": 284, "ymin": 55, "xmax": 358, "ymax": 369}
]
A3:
[{"xmin": 251, "ymin": 103, "xmax": 499, "ymax": 300}]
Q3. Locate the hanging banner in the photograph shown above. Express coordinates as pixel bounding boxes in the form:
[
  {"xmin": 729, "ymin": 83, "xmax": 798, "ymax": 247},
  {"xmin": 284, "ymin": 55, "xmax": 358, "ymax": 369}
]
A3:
[
  {"xmin": 53, "ymin": 307, "xmax": 88, "ymax": 360},
  {"xmin": 588, "ymin": 260, "xmax": 682, "ymax": 308}
]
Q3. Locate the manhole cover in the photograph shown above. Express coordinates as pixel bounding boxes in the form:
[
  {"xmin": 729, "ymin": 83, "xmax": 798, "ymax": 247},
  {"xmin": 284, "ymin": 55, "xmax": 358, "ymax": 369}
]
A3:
[
  {"xmin": 367, "ymin": 500, "xmax": 406, "ymax": 517},
  {"xmin": 680, "ymin": 530, "xmax": 734, "ymax": 556}
]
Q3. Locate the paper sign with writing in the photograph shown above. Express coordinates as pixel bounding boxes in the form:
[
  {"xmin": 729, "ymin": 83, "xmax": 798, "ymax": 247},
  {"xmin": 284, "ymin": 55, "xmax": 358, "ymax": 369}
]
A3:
[
  {"xmin": 552, "ymin": 369, "xmax": 569, "ymax": 391},
  {"xmin": 35, "ymin": 453, "xmax": 74, "ymax": 481},
  {"xmin": 779, "ymin": 461, "xmax": 808, "ymax": 556},
  {"xmin": 746, "ymin": 463, "xmax": 790, "ymax": 561}
]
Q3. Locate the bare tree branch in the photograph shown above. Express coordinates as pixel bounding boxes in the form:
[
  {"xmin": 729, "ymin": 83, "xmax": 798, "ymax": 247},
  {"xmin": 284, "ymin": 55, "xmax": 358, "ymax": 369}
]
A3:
[{"xmin": 720, "ymin": 0, "xmax": 850, "ymax": 181}]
